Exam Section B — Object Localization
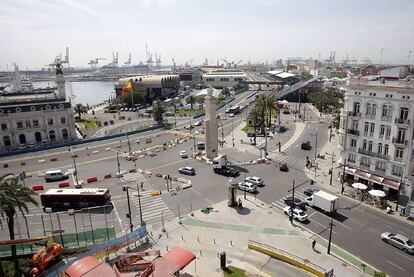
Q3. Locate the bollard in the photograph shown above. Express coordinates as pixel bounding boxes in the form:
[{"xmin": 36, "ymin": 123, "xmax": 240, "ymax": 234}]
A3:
[
  {"xmin": 230, "ymin": 240, "xmax": 233, "ymax": 246},
  {"xmin": 214, "ymin": 238, "xmax": 216, "ymax": 244},
  {"xmin": 182, "ymin": 235, "xmax": 184, "ymax": 241},
  {"xmin": 197, "ymin": 236, "xmax": 200, "ymax": 243},
  {"xmin": 150, "ymin": 231, "xmax": 153, "ymax": 237},
  {"xmin": 200, "ymin": 250, "xmax": 203, "ymax": 256},
  {"xmin": 166, "ymin": 245, "xmax": 169, "ymax": 251}
]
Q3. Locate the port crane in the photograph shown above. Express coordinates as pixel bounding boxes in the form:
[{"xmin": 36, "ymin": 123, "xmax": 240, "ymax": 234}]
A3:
[
  {"xmin": 124, "ymin": 53, "xmax": 132, "ymax": 66},
  {"xmin": 88, "ymin": 57, "xmax": 106, "ymax": 69},
  {"xmin": 221, "ymin": 58, "xmax": 243, "ymax": 68}
]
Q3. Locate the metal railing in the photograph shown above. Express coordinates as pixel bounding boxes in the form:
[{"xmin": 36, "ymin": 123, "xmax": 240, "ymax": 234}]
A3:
[
  {"xmin": 347, "ymin": 111, "xmax": 361, "ymax": 117},
  {"xmin": 347, "ymin": 129, "xmax": 360, "ymax": 136},
  {"xmin": 392, "ymin": 138, "xmax": 408, "ymax": 145},
  {"xmin": 358, "ymin": 148, "xmax": 390, "ymax": 160},
  {"xmin": 381, "ymin": 116, "xmax": 393, "ymax": 122},
  {"xmin": 394, "ymin": 118, "xmax": 410, "ymax": 125}
]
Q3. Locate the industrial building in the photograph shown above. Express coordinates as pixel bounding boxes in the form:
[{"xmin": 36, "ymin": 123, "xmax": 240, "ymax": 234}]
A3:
[{"xmin": 201, "ymin": 70, "xmax": 247, "ymax": 89}]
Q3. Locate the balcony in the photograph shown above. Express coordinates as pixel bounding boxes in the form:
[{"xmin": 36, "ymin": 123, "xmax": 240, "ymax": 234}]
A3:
[
  {"xmin": 347, "ymin": 129, "xmax": 360, "ymax": 136},
  {"xmin": 381, "ymin": 116, "xmax": 393, "ymax": 122},
  {"xmin": 394, "ymin": 118, "xmax": 410, "ymax": 126},
  {"xmin": 392, "ymin": 137, "xmax": 408, "ymax": 146},
  {"xmin": 365, "ymin": 113, "xmax": 376, "ymax": 120},
  {"xmin": 375, "ymin": 167, "xmax": 386, "ymax": 174},
  {"xmin": 360, "ymin": 163, "xmax": 371, "ymax": 170},
  {"xmin": 358, "ymin": 148, "xmax": 390, "ymax": 160},
  {"xmin": 347, "ymin": 111, "xmax": 361, "ymax": 118}
]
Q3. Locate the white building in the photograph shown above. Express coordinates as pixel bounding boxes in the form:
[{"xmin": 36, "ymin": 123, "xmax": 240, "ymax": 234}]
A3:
[
  {"xmin": 0, "ymin": 64, "xmax": 76, "ymax": 152},
  {"xmin": 201, "ymin": 70, "xmax": 246, "ymax": 89},
  {"xmin": 338, "ymin": 76, "xmax": 414, "ymax": 203}
]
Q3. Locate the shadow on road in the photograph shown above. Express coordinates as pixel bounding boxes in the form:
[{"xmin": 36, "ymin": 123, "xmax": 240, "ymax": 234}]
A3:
[{"xmin": 236, "ymin": 207, "xmax": 251, "ymax": 215}]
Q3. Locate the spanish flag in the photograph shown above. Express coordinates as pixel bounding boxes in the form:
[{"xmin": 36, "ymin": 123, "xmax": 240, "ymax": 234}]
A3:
[{"xmin": 120, "ymin": 80, "xmax": 132, "ymax": 96}]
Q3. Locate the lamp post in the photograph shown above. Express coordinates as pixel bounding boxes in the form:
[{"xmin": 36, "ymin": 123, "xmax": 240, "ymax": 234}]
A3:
[
  {"xmin": 68, "ymin": 147, "xmax": 79, "ymax": 185},
  {"xmin": 116, "ymin": 149, "xmax": 121, "ymax": 175},
  {"xmin": 341, "ymin": 158, "xmax": 347, "ymax": 194},
  {"xmin": 396, "ymin": 175, "xmax": 404, "ymax": 212},
  {"xmin": 122, "ymin": 186, "xmax": 133, "ymax": 233},
  {"xmin": 327, "ymin": 213, "xmax": 334, "ymax": 254},
  {"xmin": 125, "ymin": 132, "xmax": 131, "ymax": 156},
  {"xmin": 136, "ymin": 182, "xmax": 143, "ymax": 225},
  {"xmin": 326, "ymin": 151, "xmax": 335, "ymax": 186}
]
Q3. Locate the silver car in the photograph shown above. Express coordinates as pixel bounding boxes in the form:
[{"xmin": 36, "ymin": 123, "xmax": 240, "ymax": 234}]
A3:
[
  {"xmin": 381, "ymin": 232, "xmax": 414, "ymax": 254},
  {"xmin": 237, "ymin": 181, "xmax": 257, "ymax": 193},
  {"xmin": 245, "ymin": 176, "xmax": 264, "ymax": 187}
]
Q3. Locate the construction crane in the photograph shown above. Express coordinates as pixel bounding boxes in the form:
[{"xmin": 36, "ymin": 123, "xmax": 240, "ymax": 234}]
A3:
[
  {"xmin": 124, "ymin": 53, "xmax": 131, "ymax": 66},
  {"xmin": 172, "ymin": 58, "xmax": 176, "ymax": 71},
  {"xmin": 88, "ymin": 58, "xmax": 105, "ymax": 69},
  {"xmin": 110, "ymin": 52, "xmax": 119, "ymax": 66},
  {"xmin": 155, "ymin": 53, "xmax": 161, "ymax": 68}
]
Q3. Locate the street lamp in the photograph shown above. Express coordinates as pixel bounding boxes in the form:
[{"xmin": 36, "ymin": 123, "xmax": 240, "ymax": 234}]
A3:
[
  {"xmin": 326, "ymin": 151, "xmax": 335, "ymax": 187},
  {"xmin": 68, "ymin": 147, "xmax": 79, "ymax": 185},
  {"xmin": 341, "ymin": 158, "xmax": 347, "ymax": 195},
  {"xmin": 122, "ymin": 186, "xmax": 133, "ymax": 233},
  {"xmin": 124, "ymin": 132, "xmax": 131, "ymax": 156},
  {"xmin": 116, "ymin": 149, "xmax": 121, "ymax": 176},
  {"xmin": 327, "ymin": 213, "xmax": 334, "ymax": 254}
]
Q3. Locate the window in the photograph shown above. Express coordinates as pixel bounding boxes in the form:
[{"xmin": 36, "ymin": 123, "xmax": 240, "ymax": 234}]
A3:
[
  {"xmin": 400, "ymin": 107, "xmax": 409, "ymax": 120},
  {"xmin": 350, "ymin": 139, "xmax": 357, "ymax": 148},
  {"xmin": 397, "ymin": 128, "xmax": 406, "ymax": 142},
  {"xmin": 385, "ymin": 126, "xmax": 391, "ymax": 140},
  {"xmin": 379, "ymin": 125, "xmax": 385, "ymax": 139},
  {"xmin": 381, "ymin": 104, "xmax": 392, "ymax": 118},
  {"xmin": 395, "ymin": 148, "xmax": 404, "ymax": 160},
  {"xmin": 370, "ymin": 123, "xmax": 375, "ymax": 134},
  {"xmin": 62, "ymin": 129, "xmax": 68, "ymax": 139},
  {"xmin": 348, "ymin": 153, "xmax": 356, "ymax": 163},
  {"xmin": 362, "ymin": 139, "xmax": 367, "ymax": 150},
  {"xmin": 361, "ymin": 157, "xmax": 370, "ymax": 166},
  {"xmin": 368, "ymin": 141, "xmax": 373, "ymax": 152},
  {"xmin": 352, "ymin": 120, "xmax": 358, "ymax": 130},
  {"xmin": 392, "ymin": 165, "xmax": 403, "ymax": 176},
  {"xmin": 48, "ymin": 119, "xmax": 54, "ymax": 126},
  {"xmin": 376, "ymin": 161, "xmax": 386, "ymax": 171},
  {"xmin": 49, "ymin": 130, "xmax": 56, "ymax": 141},
  {"xmin": 33, "ymin": 120, "xmax": 39, "ymax": 127},
  {"xmin": 353, "ymin": 102, "xmax": 360, "ymax": 113},
  {"xmin": 19, "ymin": 134, "xmax": 26, "ymax": 144},
  {"xmin": 372, "ymin": 104, "xmax": 377, "ymax": 116},
  {"xmin": 378, "ymin": 143, "xmax": 383, "ymax": 154},
  {"xmin": 364, "ymin": 122, "xmax": 369, "ymax": 133},
  {"xmin": 60, "ymin": 117, "xmax": 67, "ymax": 125},
  {"xmin": 384, "ymin": 144, "xmax": 389, "ymax": 155},
  {"xmin": 3, "ymin": 136, "xmax": 11, "ymax": 146},
  {"xmin": 1, "ymin": 124, "xmax": 7, "ymax": 130},
  {"xmin": 17, "ymin": 121, "xmax": 23, "ymax": 129},
  {"xmin": 366, "ymin": 103, "xmax": 372, "ymax": 115}
]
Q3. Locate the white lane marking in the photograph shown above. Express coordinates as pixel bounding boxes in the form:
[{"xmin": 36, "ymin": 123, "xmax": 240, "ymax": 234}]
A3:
[
  {"xmin": 111, "ymin": 201, "xmax": 125, "ymax": 233},
  {"xmin": 386, "ymin": 260, "xmax": 406, "ymax": 272},
  {"xmin": 308, "ymin": 211, "xmax": 318, "ymax": 217},
  {"xmin": 333, "ymin": 220, "xmax": 352, "ymax": 231},
  {"xmin": 384, "ymin": 224, "xmax": 392, "ymax": 228},
  {"xmin": 395, "ymin": 251, "xmax": 414, "ymax": 262}
]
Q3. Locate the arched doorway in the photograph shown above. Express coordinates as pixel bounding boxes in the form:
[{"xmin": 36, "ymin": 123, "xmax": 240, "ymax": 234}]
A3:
[
  {"xmin": 19, "ymin": 134, "xmax": 26, "ymax": 144},
  {"xmin": 49, "ymin": 130, "xmax": 56, "ymax": 141},
  {"xmin": 35, "ymin": 132, "xmax": 42, "ymax": 142},
  {"xmin": 62, "ymin": 129, "xmax": 68, "ymax": 140},
  {"xmin": 3, "ymin": 136, "xmax": 11, "ymax": 146}
]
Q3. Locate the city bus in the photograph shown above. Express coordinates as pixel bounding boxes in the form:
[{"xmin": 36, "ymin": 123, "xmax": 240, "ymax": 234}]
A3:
[
  {"xmin": 40, "ymin": 188, "xmax": 112, "ymax": 212},
  {"xmin": 226, "ymin": 105, "xmax": 240, "ymax": 115}
]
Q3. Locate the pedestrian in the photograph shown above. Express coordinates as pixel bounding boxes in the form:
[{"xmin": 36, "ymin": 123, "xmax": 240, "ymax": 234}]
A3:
[{"xmin": 312, "ymin": 240, "xmax": 316, "ymax": 251}]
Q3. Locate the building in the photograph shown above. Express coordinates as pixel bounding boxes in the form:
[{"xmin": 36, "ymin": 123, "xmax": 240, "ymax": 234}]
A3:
[
  {"xmin": 201, "ymin": 70, "xmax": 247, "ymax": 89},
  {"xmin": 115, "ymin": 74, "xmax": 180, "ymax": 102},
  {"xmin": 380, "ymin": 66, "xmax": 409, "ymax": 80},
  {"xmin": 338, "ymin": 76, "xmax": 414, "ymax": 204},
  {"xmin": 0, "ymin": 64, "xmax": 76, "ymax": 153},
  {"xmin": 360, "ymin": 65, "xmax": 379, "ymax": 77}
]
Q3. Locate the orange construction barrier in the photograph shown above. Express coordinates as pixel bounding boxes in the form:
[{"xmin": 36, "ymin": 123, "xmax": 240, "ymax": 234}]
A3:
[
  {"xmin": 87, "ymin": 177, "xmax": 98, "ymax": 183},
  {"xmin": 58, "ymin": 182, "xmax": 70, "ymax": 188},
  {"xmin": 32, "ymin": 185, "xmax": 44, "ymax": 191}
]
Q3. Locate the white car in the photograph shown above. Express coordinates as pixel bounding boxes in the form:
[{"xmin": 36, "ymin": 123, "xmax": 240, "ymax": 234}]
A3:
[
  {"xmin": 237, "ymin": 182, "xmax": 257, "ymax": 193},
  {"xmin": 245, "ymin": 176, "xmax": 264, "ymax": 187},
  {"xmin": 283, "ymin": 206, "xmax": 308, "ymax": 222},
  {"xmin": 229, "ymin": 113, "xmax": 235, "ymax": 117},
  {"xmin": 179, "ymin": 150, "xmax": 188, "ymax": 158},
  {"xmin": 194, "ymin": 121, "xmax": 203, "ymax": 126}
]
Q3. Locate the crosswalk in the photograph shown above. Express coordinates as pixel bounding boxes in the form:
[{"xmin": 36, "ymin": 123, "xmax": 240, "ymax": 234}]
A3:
[
  {"xmin": 268, "ymin": 152, "xmax": 307, "ymax": 167},
  {"xmin": 120, "ymin": 172, "xmax": 175, "ymax": 226},
  {"xmin": 271, "ymin": 187, "xmax": 309, "ymax": 213}
]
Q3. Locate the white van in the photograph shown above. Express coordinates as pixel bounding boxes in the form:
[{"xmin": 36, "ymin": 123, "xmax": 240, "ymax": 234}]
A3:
[{"xmin": 44, "ymin": 170, "xmax": 69, "ymax": 182}]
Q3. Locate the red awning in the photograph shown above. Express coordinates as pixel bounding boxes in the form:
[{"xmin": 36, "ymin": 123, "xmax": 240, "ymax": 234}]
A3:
[
  {"xmin": 162, "ymin": 247, "xmax": 196, "ymax": 270},
  {"xmin": 355, "ymin": 170, "xmax": 371, "ymax": 180},
  {"xmin": 345, "ymin": 167, "xmax": 357, "ymax": 175},
  {"xmin": 369, "ymin": 174, "xmax": 384, "ymax": 185},
  {"xmin": 382, "ymin": 179, "xmax": 401, "ymax": 190}
]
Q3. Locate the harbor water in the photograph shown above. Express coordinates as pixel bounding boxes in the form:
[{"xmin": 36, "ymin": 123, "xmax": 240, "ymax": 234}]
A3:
[{"xmin": 33, "ymin": 81, "xmax": 116, "ymax": 106}]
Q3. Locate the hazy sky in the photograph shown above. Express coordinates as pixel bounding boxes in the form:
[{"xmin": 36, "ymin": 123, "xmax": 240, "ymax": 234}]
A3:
[{"xmin": 1, "ymin": 0, "xmax": 413, "ymax": 69}]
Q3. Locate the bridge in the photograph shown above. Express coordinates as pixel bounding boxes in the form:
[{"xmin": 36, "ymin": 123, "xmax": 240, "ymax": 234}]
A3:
[
  {"xmin": 244, "ymin": 80, "xmax": 283, "ymax": 85},
  {"xmin": 269, "ymin": 76, "xmax": 320, "ymax": 99}
]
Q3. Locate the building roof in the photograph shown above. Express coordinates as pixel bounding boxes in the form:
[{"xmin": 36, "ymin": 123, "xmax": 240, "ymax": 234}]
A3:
[
  {"xmin": 64, "ymin": 256, "xmax": 116, "ymax": 277},
  {"xmin": 42, "ymin": 188, "xmax": 109, "ymax": 196},
  {"xmin": 267, "ymin": 70, "xmax": 283, "ymax": 75},
  {"xmin": 162, "ymin": 247, "xmax": 196, "ymax": 270},
  {"xmin": 203, "ymin": 70, "xmax": 246, "ymax": 78},
  {"xmin": 196, "ymin": 87, "xmax": 221, "ymax": 98},
  {"xmin": 118, "ymin": 74, "xmax": 179, "ymax": 86},
  {"xmin": 276, "ymin": 72, "xmax": 296, "ymax": 79}
]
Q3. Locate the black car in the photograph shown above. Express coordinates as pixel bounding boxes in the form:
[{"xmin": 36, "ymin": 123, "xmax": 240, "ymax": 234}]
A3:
[
  {"xmin": 213, "ymin": 167, "xmax": 240, "ymax": 177},
  {"xmin": 301, "ymin": 141, "xmax": 312, "ymax": 150},
  {"xmin": 283, "ymin": 196, "xmax": 306, "ymax": 209},
  {"xmin": 280, "ymin": 163, "xmax": 289, "ymax": 172},
  {"xmin": 303, "ymin": 187, "xmax": 319, "ymax": 197},
  {"xmin": 178, "ymin": 167, "xmax": 196, "ymax": 175}
]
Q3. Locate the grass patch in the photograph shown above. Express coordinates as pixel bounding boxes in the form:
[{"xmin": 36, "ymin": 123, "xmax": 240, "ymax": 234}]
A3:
[
  {"xmin": 78, "ymin": 118, "xmax": 97, "ymax": 129},
  {"xmin": 241, "ymin": 125, "xmax": 255, "ymax": 133},
  {"xmin": 223, "ymin": 266, "xmax": 246, "ymax": 277}
]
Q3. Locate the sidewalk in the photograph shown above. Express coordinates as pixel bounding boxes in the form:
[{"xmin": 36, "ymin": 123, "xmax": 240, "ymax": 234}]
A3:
[{"xmin": 146, "ymin": 199, "xmax": 369, "ymax": 277}]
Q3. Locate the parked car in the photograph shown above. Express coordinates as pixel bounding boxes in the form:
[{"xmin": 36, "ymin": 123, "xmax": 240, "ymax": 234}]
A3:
[
  {"xmin": 44, "ymin": 170, "xmax": 69, "ymax": 182},
  {"xmin": 184, "ymin": 124, "xmax": 194, "ymax": 130},
  {"xmin": 194, "ymin": 121, "xmax": 203, "ymax": 126},
  {"xmin": 283, "ymin": 110, "xmax": 291, "ymax": 114},
  {"xmin": 303, "ymin": 187, "xmax": 320, "ymax": 196},
  {"xmin": 283, "ymin": 195, "xmax": 306, "ymax": 209},
  {"xmin": 28, "ymin": 142, "xmax": 37, "ymax": 148},
  {"xmin": 237, "ymin": 182, "xmax": 257, "ymax": 193},
  {"xmin": 245, "ymin": 176, "xmax": 264, "ymax": 187},
  {"xmin": 164, "ymin": 112, "xmax": 174, "ymax": 116},
  {"xmin": 178, "ymin": 167, "xmax": 195, "ymax": 175},
  {"xmin": 283, "ymin": 206, "xmax": 308, "ymax": 222},
  {"xmin": 381, "ymin": 232, "xmax": 414, "ymax": 254},
  {"xmin": 229, "ymin": 113, "xmax": 235, "ymax": 117},
  {"xmin": 280, "ymin": 163, "xmax": 289, "ymax": 172},
  {"xmin": 179, "ymin": 150, "xmax": 188, "ymax": 158},
  {"xmin": 18, "ymin": 144, "xmax": 27, "ymax": 150}
]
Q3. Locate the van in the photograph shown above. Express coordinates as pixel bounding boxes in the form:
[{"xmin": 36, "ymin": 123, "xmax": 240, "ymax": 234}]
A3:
[{"xmin": 44, "ymin": 170, "xmax": 69, "ymax": 182}]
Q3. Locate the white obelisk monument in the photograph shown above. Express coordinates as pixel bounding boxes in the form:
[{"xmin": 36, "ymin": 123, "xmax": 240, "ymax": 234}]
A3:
[{"xmin": 204, "ymin": 85, "xmax": 218, "ymax": 159}]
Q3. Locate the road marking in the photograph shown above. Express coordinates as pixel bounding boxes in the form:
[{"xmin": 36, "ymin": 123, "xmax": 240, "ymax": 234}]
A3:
[
  {"xmin": 395, "ymin": 251, "xmax": 414, "ymax": 262},
  {"xmin": 384, "ymin": 224, "xmax": 392, "ymax": 228},
  {"xmin": 308, "ymin": 211, "xmax": 318, "ymax": 217},
  {"xmin": 386, "ymin": 260, "xmax": 406, "ymax": 272},
  {"xmin": 190, "ymin": 187, "xmax": 214, "ymax": 205},
  {"xmin": 111, "ymin": 201, "xmax": 125, "ymax": 233}
]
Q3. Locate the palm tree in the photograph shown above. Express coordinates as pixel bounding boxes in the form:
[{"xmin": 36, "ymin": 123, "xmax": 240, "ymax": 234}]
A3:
[
  {"xmin": 152, "ymin": 100, "xmax": 165, "ymax": 125},
  {"xmin": 222, "ymin": 87, "xmax": 231, "ymax": 99},
  {"xmin": 186, "ymin": 95, "xmax": 196, "ymax": 110},
  {"xmin": 266, "ymin": 95, "xmax": 276, "ymax": 127},
  {"xmin": 256, "ymin": 95, "xmax": 268, "ymax": 133},
  {"xmin": 248, "ymin": 108, "xmax": 262, "ymax": 145},
  {"xmin": 0, "ymin": 174, "xmax": 38, "ymax": 273},
  {"xmin": 73, "ymin": 103, "xmax": 88, "ymax": 121}
]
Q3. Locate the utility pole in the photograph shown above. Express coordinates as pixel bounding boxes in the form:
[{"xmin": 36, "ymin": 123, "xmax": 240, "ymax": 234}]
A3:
[
  {"xmin": 326, "ymin": 151, "xmax": 335, "ymax": 186},
  {"xmin": 68, "ymin": 147, "xmax": 79, "ymax": 185},
  {"xmin": 125, "ymin": 133, "xmax": 131, "ymax": 156},
  {"xmin": 136, "ymin": 182, "xmax": 143, "ymax": 225},
  {"xmin": 116, "ymin": 150, "xmax": 121, "ymax": 175},
  {"xmin": 341, "ymin": 158, "xmax": 346, "ymax": 194},
  {"xmin": 123, "ymin": 186, "xmax": 133, "ymax": 232}
]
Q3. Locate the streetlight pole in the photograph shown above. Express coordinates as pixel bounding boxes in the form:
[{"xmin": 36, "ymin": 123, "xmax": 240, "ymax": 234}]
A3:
[
  {"xmin": 125, "ymin": 132, "xmax": 131, "ymax": 156},
  {"xmin": 327, "ymin": 213, "xmax": 334, "ymax": 254},
  {"xmin": 123, "ymin": 186, "xmax": 133, "ymax": 233},
  {"xmin": 326, "ymin": 151, "xmax": 335, "ymax": 186},
  {"xmin": 396, "ymin": 174, "xmax": 403, "ymax": 212},
  {"xmin": 136, "ymin": 182, "xmax": 143, "ymax": 225},
  {"xmin": 116, "ymin": 150, "xmax": 121, "ymax": 175},
  {"xmin": 290, "ymin": 180, "xmax": 295, "ymax": 223},
  {"xmin": 68, "ymin": 147, "xmax": 78, "ymax": 185},
  {"xmin": 341, "ymin": 158, "xmax": 347, "ymax": 194}
]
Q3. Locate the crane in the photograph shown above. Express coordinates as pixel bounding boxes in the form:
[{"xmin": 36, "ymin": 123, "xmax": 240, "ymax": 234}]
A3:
[
  {"xmin": 124, "ymin": 53, "xmax": 131, "ymax": 66},
  {"xmin": 88, "ymin": 58, "xmax": 105, "ymax": 69},
  {"xmin": 172, "ymin": 58, "xmax": 176, "ymax": 71}
]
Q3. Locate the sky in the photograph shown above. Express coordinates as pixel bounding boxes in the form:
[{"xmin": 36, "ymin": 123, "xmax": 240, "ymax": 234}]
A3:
[{"xmin": 1, "ymin": 0, "xmax": 414, "ymax": 69}]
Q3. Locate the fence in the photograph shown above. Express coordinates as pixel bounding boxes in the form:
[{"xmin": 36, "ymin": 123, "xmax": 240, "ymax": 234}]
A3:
[{"xmin": 0, "ymin": 205, "xmax": 116, "ymax": 257}]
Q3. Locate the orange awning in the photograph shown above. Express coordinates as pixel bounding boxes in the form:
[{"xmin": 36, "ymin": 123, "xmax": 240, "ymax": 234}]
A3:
[
  {"xmin": 369, "ymin": 174, "xmax": 384, "ymax": 185},
  {"xmin": 355, "ymin": 170, "xmax": 371, "ymax": 180},
  {"xmin": 162, "ymin": 247, "xmax": 195, "ymax": 270},
  {"xmin": 382, "ymin": 179, "xmax": 401, "ymax": 190}
]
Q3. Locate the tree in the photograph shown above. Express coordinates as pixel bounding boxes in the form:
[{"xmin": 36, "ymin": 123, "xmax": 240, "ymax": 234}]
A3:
[
  {"xmin": 152, "ymin": 100, "xmax": 165, "ymax": 125},
  {"xmin": 248, "ymin": 108, "xmax": 262, "ymax": 145},
  {"xmin": 265, "ymin": 95, "xmax": 276, "ymax": 127},
  {"xmin": 221, "ymin": 87, "xmax": 231, "ymax": 99},
  {"xmin": 0, "ymin": 174, "xmax": 38, "ymax": 273},
  {"xmin": 309, "ymin": 88, "xmax": 344, "ymax": 114},
  {"xmin": 121, "ymin": 92, "xmax": 145, "ymax": 108},
  {"xmin": 186, "ymin": 95, "xmax": 196, "ymax": 110},
  {"xmin": 73, "ymin": 103, "xmax": 88, "ymax": 121}
]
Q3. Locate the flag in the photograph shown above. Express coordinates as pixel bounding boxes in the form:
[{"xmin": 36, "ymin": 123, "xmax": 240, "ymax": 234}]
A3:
[{"xmin": 120, "ymin": 80, "xmax": 132, "ymax": 96}]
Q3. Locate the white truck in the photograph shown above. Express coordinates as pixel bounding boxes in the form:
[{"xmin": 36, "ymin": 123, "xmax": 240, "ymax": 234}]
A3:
[
  {"xmin": 305, "ymin": 190, "xmax": 338, "ymax": 214},
  {"xmin": 212, "ymin": 155, "xmax": 240, "ymax": 177}
]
